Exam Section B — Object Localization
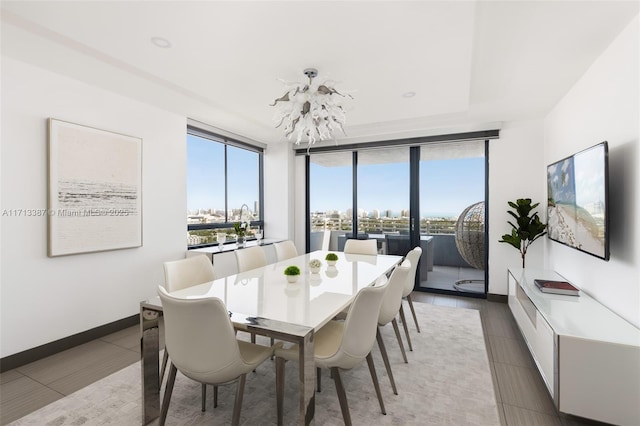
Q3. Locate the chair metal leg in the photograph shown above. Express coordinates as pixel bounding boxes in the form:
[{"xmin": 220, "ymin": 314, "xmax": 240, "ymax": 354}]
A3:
[
  {"xmin": 407, "ymin": 294, "xmax": 421, "ymax": 333},
  {"xmin": 316, "ymin": 367, "xmax": 322, "ymax": 392},
  {"xmin": 271, "ymin": 337, "xmax": 275, "ymax": 360},
  {"xmin": 399, "ymin": 305, "xmax": 413, "ymax": 351},
  {"xmin": 251, "ymin": 332, "xmax": 256, "ymax": 343},
  {"xmin": 231, "ymin": 374, "xmax": 247, "ymax": 426},
  {"xmin": 276, "ymin": 357, "xmax": 285, "ymax": 426},
  {"xmin": 391, "ymin": 318, "xmax": 408, "ymax": 364},
  {"xmin": 159, "ymin": 351, "xmax": 169, "ymax": 389},
  {"xmin": 331, "ymin": 367, "xmax": 352, "ymax": 426},
  {"xmin": 201, "ymin": 384, "xmax": 206, "ymax": 412},
  {"xmin": 159, "ymin": 363, "xmax": 177, "ymax": 426},
  {"xmin": 376, "ymin": 328, "xmax": 398, "ymax": 395},
  {"xmin": 366, "ymin": 352, "xmax": 386, "ymax": 415},
  {"xmin": 214, "ymin": 385, "xmax": 218, "ymax": 408}
]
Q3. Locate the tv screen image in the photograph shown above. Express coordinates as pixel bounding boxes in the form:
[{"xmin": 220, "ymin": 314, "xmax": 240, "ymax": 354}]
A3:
[{"xmin": 546, "ymin": 141, "xmax": 609, "ymax": 260}]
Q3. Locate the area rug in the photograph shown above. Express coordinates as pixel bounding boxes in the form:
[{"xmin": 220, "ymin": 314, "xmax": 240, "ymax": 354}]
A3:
[{"xmin": 9, "ymin": 303, "xmax": 500, "ymax": 425}]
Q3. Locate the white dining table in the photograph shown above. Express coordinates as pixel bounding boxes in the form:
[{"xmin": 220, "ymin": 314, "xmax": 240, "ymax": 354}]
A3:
[{"xmin": 139, "ymin": 250, "xmax": 402, "ymax": 425}]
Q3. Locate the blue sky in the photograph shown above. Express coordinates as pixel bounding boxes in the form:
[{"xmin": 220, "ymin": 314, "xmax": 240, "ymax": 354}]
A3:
[
  {"xmin": 310, "ymin": 157, "xmax": 485, "ymax": 218},
  {"xmin": 188, "ymin": 134, "xmax": 485, "ymax": 218},
  {"xmin": 187, "ymin": 135, "xmax": 259, "ymax": 212}
]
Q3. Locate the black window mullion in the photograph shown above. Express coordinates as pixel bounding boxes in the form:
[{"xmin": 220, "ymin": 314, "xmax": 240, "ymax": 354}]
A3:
[
  {"xmin": 409, "ymin": 146, "xmax": 420, "ymax": 248},
  {"xmin": 224, "ymin": 144, "xmax": 228, "ymax": 223},
  {"xmin": 352, "ymin": 151, "xmax": 358, "ymax": 237},
  {"xmin": 305, "ymin": 154, "xmax": 311, "ymax": 253}
]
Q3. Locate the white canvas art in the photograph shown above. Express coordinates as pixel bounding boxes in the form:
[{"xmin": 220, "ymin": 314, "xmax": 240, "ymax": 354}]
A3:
[{"xmin": 48, "ymin": 119, "xmax": 142, "ymax": 256}]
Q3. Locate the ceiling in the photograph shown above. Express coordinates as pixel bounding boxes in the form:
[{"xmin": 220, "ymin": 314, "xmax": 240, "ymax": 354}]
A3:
[{"xmin": 1, "ymin": 1, "xmax": 638, "ymax": 147}]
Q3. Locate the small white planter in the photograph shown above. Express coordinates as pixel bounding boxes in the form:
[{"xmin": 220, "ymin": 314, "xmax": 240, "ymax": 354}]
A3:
[
  {"xmin": 326, "ymin": 260, "xmax": 337, "ymax": 267},
  {"xmin": 309, "ymin": 266, "xmax": 321, "ymax": 274},
  {"xmin": 286, "ymin": 275, "xmax": 299, "ymax": 284}
]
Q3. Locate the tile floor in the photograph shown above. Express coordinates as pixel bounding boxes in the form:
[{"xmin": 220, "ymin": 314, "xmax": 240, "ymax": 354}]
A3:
[
  {"xmin": 0, "ymin": 294, "xmax": 605, "ymax": 425},
  {"xmin": 420, "ymin": 265, "xmax": 486, "ymax": 293}
]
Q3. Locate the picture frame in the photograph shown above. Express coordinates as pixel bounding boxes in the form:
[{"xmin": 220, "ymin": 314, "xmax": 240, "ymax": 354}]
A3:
[{"xmin": 47, "ymin": 118, "xmax": 142, "ymax": 256}]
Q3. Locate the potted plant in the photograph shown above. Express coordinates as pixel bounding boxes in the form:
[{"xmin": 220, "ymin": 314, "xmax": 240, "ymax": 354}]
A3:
[
  {"xmin": 308, "ymin": 259, "xmax": 322, "ymax": 274},
  {"xmin": 325, "ymin": 252, "xmax": 338, "ymax": 266},
  {"xmin": 234, "ymin": 221, "xmax": 248, "ymax": 246},
  {"xmin": 499, "ymin": 198, "xmax": 547, "ymax": 268},
  {"xmin": 284, "ymin": 265, "xmax": 301, "ymax": 283}
]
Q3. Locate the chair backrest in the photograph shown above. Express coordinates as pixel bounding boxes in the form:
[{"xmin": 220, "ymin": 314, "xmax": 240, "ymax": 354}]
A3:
[
  {"xmin": 321, "ymin": 230, "xmax": 331, "ymax": 251},
  {"xmin": 402, "ymin": 247, "xmax": 422, "ymax": 297},
  {"xmin": 385, "ymin": 234, "xmax": 411, "ymax": 256},
  {"xmin": 378, "ymin": 264, "xmax": 411, "ymax": 325},
  {"xmin": 343, "ymin": 239, "xmax": 377, "ymax": 256},
  {"xmin": 273, "ymin": 240, "xmax": 298, "ymax": 262},
  {"xmin": 235, "ymin": 246, "xmax": 268, "ymax": 273},
  {"xmin": 330, "ymin": 280, "xmax": 389, "ymax": 369},
  {"xmin": 158, "ymin": 286, "xmax": 249, "ymax": 384},
  {"xmin": 163, "ymin": 255, "xmax": 216, "ymax": 292}
]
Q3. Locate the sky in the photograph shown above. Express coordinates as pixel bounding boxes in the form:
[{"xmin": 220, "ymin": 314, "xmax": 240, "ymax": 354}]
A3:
[
  {"xmin": 188, "ymin": 134, "xmax": 485, "ymax": 218},
  {"xmin": 187, "ymin": 134, "xmax": 259, "ymax": 212},
  {"xmin": 310, "ymin": 157, "xmax": 485, "ymax": 218}
]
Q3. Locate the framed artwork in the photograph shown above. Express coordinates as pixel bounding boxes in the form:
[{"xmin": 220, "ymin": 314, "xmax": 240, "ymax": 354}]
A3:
[{"xmin": 48, "ymin": 119, "xmax": 142, "ymax": 256}]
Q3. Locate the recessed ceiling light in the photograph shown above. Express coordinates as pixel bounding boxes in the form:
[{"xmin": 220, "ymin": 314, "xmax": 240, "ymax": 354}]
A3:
[
  {"xmin": 402, "ymin": 92, "xmax": 416, "ymax": 98},
  {"xmin": 151, "ymin": 37, "xmax": 171, "ymax": 49}
]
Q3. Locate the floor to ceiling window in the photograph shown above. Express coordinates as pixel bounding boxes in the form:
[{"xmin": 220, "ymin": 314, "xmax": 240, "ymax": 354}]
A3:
[
  {"xmin": 308, "ymin": 151, "xmax": 353, "ymax": 249},
  {"xmin": 302, "ymin": 132, "xmax": 493, "ymax": 297},
  {"xmin": 186, "ymin": 126, "xmax": 263, "ymax": 248},
  {"xmin": 419, "ymin": 141, "xmax": 486, "ymax": 295}
]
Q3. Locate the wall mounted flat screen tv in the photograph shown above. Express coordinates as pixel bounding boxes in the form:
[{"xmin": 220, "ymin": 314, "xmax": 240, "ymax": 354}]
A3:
[{"xmin": 547, "ymin": 141, "xmax": 609, "ymax": 260}]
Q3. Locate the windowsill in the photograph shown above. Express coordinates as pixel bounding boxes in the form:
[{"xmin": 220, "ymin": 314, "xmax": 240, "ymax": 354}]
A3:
[{"xmin": 188, "ymin": 238, "xmax": 284, "ymax": 254}]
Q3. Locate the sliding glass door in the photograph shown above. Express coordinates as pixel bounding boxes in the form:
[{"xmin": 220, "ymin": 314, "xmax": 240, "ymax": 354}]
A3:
[
  {"xmin": 304, "ymin": 138, "xmax": 488, "ymax": 297},
  {"xmin": 308, "ymin": 152, "xmax": 353, "ymax": 250},
  {"xmin": 418, "ymin": 141, "xmax": 486, "ymax": 294},
  {"xmin": 357, "ymin": 148, "xmax": 410, "ymax": 255}
]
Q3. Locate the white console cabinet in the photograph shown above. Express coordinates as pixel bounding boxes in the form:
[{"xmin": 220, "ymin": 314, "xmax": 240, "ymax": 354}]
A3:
[{"xmin": 508, "ymin": 268, "xmax": 640, "ymax": 425}]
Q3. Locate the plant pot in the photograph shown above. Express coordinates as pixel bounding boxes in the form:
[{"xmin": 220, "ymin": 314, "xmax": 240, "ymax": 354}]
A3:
[
  {"xmin": 309, "ymin": 266, "xmax": 321, "ymax": 274},
  {"xmin": 286, "ymin": 275, "xmax": 299, "ymax": 284},
  {"xmin": 326, "ymin": 260, "xmax": 337, "ymax": 267}
]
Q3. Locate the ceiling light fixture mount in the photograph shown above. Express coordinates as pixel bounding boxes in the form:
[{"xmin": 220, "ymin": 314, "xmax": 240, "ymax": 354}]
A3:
[
  {"xmin": 271, "ymin": 68, "xmax": 352, "ymax": 146},
  {"xmin": 151, "ymin": 37, "xmax": 171, "ymax": 49}
]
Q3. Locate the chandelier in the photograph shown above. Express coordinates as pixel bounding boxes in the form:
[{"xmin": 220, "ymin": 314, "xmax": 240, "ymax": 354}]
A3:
[{"xmin": 271, "ymin": 68, "xmax": 352, "ymax": 146}]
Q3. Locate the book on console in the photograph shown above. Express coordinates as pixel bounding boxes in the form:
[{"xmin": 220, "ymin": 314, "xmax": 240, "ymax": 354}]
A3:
[{"xmin": 534, "ymin": 279, "xmax": 580, "ymax": 296}]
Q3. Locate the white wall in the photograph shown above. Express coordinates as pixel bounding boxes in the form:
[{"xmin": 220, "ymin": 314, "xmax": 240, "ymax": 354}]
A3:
[
  {"xmin": 488, "ymin": 119, "xmax": 546, "ymax": 295},
  {"xmin": 0, "ymin": 58, "xmax": 187, "ymax": 357},
  {"xmin": 544, "ymin": 16, "xmax": 639, "ymax": 328},
  {"xmin": 263, "ymin": 141, "xmax": 296, "ymax": 242}
]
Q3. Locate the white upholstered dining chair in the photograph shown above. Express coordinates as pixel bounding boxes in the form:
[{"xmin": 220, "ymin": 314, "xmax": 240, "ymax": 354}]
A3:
[
  {"xmin": 399, "ymin": 247, "xmax": 422, "ymax": 351},
  {"xmin": 161, "ymin": 255, "xmax": 216, "ymax": 407},
  {"xmin": 158, "ymin": 286, "xmax": 278, "ymax": 426},
  {"xmin": 343, "ymin": 238, "xmax": 377, "ymax": 255},
  {"xmin": 275, "ymin": 280, "xmax": 389, "ymax": 426},
  {"xmin": 273, "ymin": 240, "xmax": 298, "ymax": 262},
  {"xmin": 235, "ymin": 245, "xmax": 268, "ymax": 273},
  {"xmin": 375, "ymin": 263, "xmax": 411, "ymax": 395},
  {"xmin": 164, "ymin": 254, "xmax": 215, "ymax": 291},
  {"xmin": 234, "ymin": 246, "xmax": 270, "ymax": 345}
]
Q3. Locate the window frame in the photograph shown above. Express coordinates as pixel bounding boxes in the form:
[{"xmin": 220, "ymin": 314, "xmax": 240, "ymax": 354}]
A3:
[{"xmin": 187, "ymin": 125, "xmax": 264, "ymax": 248}]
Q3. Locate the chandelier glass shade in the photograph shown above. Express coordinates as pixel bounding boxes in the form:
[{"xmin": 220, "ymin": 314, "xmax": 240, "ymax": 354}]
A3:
[{"xmin": 271, "ymin": 68, "xmax": 352, "ymax": 146}]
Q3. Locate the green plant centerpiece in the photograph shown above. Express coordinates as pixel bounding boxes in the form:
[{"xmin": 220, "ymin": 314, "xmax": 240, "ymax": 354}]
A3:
[
  {"xmin": 325, "ymin": 252, "xmax": 338, "ymax": 266},
  {"xmin": 284, "ymin": 265, "xmax": 301, "ymax": 283},
  {"xmin": 499, "ymin": 198, "xmax": 547, "ymax": 268}
]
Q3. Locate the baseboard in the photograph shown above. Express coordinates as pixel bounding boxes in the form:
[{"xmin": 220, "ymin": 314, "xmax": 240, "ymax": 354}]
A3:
[
  {"xmin": 0, "ymin": 314, "xmax": 138, "ymax": 373},
  {"xmin": 487, "ymin": 293, "xmax": 507, "ymax": 303}
]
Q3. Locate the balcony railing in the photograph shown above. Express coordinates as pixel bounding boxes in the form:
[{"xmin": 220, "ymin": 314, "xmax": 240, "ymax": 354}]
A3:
[{"xmin": 311, "ymin": 217, "xmax": 457, "ymax": 235}]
